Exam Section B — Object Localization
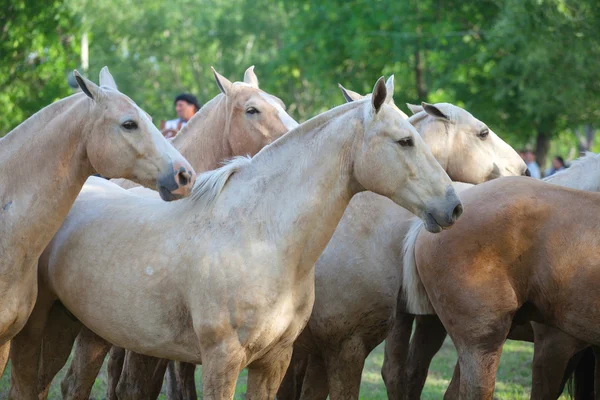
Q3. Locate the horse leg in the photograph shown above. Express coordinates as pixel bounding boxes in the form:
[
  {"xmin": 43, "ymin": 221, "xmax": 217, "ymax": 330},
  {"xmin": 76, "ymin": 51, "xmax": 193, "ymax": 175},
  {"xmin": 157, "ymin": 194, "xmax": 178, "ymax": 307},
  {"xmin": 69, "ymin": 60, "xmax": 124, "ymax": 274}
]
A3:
[
  {"xmin": 116, "ymin": 352, "xmax": 169, "ymax": 400},
  {"xmin": 107, "ymin": 346, "xmax": 126, "ymax": 400},
  {"xmin": 278, "ymin": 348, "xmax": 309, "ymax": 400},
  {"xmin": 201, "ymin": 341, "xmax": 245, "ymax": 400},
  {"xmin": 530, "ymin": 322, "xmax": 588, "ymax": 400},
  {"xmin": 323, "ymin": 338, "xmax": 368, "ymax": 400},
  {"xmin": 0, "ymin": 341, "xmax": 9, "ymax": 377},
  {"xmin": 382, "ymin": 313, "xmax": 414, "ymax": 399},
  {"xmin": 61, "ymin": 327, "xmax": 111, "ymax": 400},
  {"xmin": 38, "ymin": 303, "xmax": 82, "ymax": 399},
  {"xmin": 443, "ymin": 361, "xmax": 460, "ymax": 400},
  {"xmin": 246, "ymin": 345, "xmax": 293, "ymax": 400},
  {"xmin": 298, "ymin": 355, "xmax": 328, "ymax": 400},
  {"xmin": 165, "ymin": 361, "xmax": 182, "ymax": 400},
  {"xmin": 405, "ymin": 315, "xmax": 448, "ymax": 400},
  {"xmin": 175, "ymin": 361, "xmax": 197, "ymax": 399},
  {"xmin": 8, "ymin": 286, "xmax": 55, "ymax": 399}
]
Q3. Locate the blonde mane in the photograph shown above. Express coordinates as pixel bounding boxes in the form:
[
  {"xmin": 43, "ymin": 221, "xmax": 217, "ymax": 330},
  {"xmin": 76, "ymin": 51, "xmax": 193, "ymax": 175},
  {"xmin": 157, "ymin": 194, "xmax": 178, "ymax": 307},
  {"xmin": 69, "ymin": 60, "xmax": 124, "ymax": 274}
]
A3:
[
  {"xmin": 189, "ymin": 156, "xmax": 251, "ymax": 207},
  {"xmin": 544, "ymin": 152, "xmax": 600, "ymax": 191}
]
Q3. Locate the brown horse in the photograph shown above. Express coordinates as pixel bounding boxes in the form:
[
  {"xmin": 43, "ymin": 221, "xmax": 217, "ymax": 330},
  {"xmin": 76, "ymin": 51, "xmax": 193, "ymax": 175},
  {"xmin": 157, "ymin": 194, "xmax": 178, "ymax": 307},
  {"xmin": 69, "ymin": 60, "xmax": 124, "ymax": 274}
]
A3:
[
  {"xmin": 412, "ymin": 176, "xmax": 600, "ymax": 399},
  {"xmin": 382, "ymin": 152, "xmax": 600, "ymax": 400},
  {"xmin": 28, "ymin": 66, "xmax": 297, "ymax": 400},
  {"xmin": 0, "ymin": 67, "xmax": 194, "ymax": 377}
]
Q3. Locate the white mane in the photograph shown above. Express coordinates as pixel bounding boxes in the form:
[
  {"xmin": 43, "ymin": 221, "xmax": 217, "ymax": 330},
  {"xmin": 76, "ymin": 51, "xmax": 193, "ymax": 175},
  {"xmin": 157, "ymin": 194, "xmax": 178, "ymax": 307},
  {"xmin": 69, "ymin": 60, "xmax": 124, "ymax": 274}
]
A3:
[
  {"xmin": 544, "ymin": 152, "xmax": 600, "ymax": 192},
  {"xmin": 190, "ymin": 156, "xmax": 251, "ymax": 208}
]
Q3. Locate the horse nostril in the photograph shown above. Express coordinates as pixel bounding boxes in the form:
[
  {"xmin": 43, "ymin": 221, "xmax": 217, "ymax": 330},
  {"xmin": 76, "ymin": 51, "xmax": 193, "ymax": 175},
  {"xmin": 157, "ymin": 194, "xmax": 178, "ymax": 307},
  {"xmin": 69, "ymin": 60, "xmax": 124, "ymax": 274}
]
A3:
[
  {"xmin": 524, "ymin": 168, "xmax": 531, "ymax": 177},
  {"xmin": 177, "ymin": 168, "xmax": 189, "ymax": 187},
  {"xmin": 452, "ymin": 203, "xmax": 463, "ymax": 222}
]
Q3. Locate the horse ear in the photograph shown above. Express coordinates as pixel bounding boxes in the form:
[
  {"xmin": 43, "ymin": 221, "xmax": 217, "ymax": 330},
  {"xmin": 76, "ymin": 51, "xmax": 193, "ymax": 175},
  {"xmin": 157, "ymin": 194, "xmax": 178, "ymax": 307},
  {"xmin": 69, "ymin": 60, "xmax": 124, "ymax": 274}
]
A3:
[
  {"xmin": 385, "ymin": 75, "xmax": 394, "ymax": 104},
  {"xmin": 371, "ymin": 76, "xmax": 387, "ymax": 114},
  {"xmin": 406, "ymin": 103, "xmax": 423, "ymax": 115},
  {"xmin": 99, "ymin": 66, "xmax": 118, "ymax": 90},
  {"xmin": 243, "ymin": 65, "xmax": 259, "ymax": 88},
  {"xmin": 422, "ymin": 102, "xmax": 450, "ymax": 120},
  {"xmin": 338, "ymin": 83, "xmax": 364, "ymax": 103},
  {"xmin": 73, "ymin": 70, "xmax": 100, "ymax": 100},
  {"xmin": 211, "ymin": 67, "xmax": 233, "ymax": 95}
]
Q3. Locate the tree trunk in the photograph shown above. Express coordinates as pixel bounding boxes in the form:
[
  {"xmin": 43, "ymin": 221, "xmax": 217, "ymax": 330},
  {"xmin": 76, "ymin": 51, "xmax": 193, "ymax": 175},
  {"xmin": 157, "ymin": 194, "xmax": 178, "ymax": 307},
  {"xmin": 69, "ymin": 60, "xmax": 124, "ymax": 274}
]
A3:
[
  {"xmin": 576, "ymin": 124, "xmax": 595, "ymax": 154},
  {"xmin": 535, "ymin": 130, "xmax": 551, "ymax": 169},
  {"xmin": 414, "ymin": 25, "xmax": 428, "ymax": 100}
]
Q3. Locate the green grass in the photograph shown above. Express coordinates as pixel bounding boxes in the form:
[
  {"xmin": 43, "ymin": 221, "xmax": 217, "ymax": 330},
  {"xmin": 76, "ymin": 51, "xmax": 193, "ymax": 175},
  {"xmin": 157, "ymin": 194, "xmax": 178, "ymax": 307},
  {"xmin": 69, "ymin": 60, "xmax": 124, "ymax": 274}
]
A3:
[{"xmin": 0, "ymin": 339, "xmax": 570, "ymax": 399}]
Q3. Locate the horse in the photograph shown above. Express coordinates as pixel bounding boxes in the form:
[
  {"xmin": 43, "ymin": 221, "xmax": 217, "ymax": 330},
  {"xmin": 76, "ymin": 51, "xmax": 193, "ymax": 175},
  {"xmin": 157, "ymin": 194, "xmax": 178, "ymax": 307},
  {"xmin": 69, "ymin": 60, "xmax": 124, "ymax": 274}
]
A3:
[
  {"xmin": 0, "ymin": 67, "xmax": 195, "ymax": 377},
  {"xmin": 407, "ymin": 175, "xmax": 600, "ymax": 399},
  {"xmin": 382, "ymin": 152, "xmax": 600, "ymax": 400},
  {"xmin": 277, "ymin": 87, "xmax": 527, "ymax": 400},
  {"xmin": 9, "ymin": 76, "xmax": 462, "ymax": 400},
  {"xmin": 47, "ymin": 65, "xmax": 299, "ymax": 400}
]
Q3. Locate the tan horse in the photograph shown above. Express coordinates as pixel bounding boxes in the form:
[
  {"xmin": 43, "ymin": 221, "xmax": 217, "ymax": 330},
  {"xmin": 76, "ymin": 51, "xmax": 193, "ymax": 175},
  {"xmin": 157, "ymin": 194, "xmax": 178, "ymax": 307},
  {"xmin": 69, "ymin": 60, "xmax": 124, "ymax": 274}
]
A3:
[
  {"xmin": 385, "ymin": 153, "xmax": 600, "ymax": 400},
  {"xmin": 406, "ymin": 176, "xmax": 600, "ymax": 399},
  {"xmin": 0, "ymin": 67, "xmax": 195, "ymax": 374},
  {"xmin": 10, "ymin": 77, "xmax": 462, "ymax": 400},
  {"xmin": 46, "ymin": 65, "xmax": 298, "ymax": 400},
  {"xmin": 277, "ymin": 88, "xmax": 527, "ymax": 399}
]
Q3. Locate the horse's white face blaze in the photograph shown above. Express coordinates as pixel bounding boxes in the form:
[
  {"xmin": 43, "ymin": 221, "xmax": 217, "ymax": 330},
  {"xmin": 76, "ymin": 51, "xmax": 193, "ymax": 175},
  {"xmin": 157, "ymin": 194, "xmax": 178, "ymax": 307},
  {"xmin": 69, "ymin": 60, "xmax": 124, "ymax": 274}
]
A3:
[
  {"xmin": 79, "ymin": 71, "xmax": 196, "ymax": 201},
  {"xmin": 423, "ymin": 104, "xmax": 527, "ymax": 183},
  {"xmin": 354, "ymin": 101, "xmax": 461, "ymax": 233},
  {"xmin": 226, "ymin": 83, "xmax": 297, "ymax": 155}
]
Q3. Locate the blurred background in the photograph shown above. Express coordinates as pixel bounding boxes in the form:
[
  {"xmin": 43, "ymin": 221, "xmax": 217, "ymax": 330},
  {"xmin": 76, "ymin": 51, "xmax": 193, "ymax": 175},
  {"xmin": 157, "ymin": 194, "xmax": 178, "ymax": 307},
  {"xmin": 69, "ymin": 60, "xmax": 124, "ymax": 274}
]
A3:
[{"xmin": 2, "ymin": 0, "xmax": 600, "ymax": 170}]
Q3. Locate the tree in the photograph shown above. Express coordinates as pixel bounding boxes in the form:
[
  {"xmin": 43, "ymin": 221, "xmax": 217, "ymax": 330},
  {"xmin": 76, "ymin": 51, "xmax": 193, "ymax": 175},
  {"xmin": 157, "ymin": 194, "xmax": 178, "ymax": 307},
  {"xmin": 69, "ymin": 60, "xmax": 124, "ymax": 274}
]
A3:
[{"xmin": 0, "ymin": 0, "xmax": 81, "ymax": 135}]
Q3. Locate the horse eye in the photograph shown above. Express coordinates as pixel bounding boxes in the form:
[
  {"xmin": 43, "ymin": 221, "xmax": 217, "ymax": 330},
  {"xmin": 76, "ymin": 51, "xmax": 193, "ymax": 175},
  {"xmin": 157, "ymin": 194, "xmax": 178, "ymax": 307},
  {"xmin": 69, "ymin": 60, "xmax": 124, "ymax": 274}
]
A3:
[
  {"xmin": 478, "ymin": 129, "xmax": 489, "ymax": 139},
  {"xmin": 122, "ymin": 120, "xmax": 138, "ymax": 130},
  {"xmin": 246, "ymin": 107, "xmax": 259, "ymax": 115},
  {"xmin": 398, "ymin": 137, "xmax": 414, "ymax": 147}
]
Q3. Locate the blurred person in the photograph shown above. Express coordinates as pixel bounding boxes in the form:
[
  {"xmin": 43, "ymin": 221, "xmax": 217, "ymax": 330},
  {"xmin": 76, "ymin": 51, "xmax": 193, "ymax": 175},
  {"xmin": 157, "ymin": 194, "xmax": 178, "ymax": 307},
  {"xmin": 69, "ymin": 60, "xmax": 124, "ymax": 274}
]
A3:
[
  {"xmin": 161, "ymin": 93, "xmax": 201, "ymax": 139},
  {"xmin": 545, "ymin": 155, "xmax": 566, "ymax": 177},
  {"xmin": 523, "ymin": 149, "xmax": 541, "ymax": 178}
]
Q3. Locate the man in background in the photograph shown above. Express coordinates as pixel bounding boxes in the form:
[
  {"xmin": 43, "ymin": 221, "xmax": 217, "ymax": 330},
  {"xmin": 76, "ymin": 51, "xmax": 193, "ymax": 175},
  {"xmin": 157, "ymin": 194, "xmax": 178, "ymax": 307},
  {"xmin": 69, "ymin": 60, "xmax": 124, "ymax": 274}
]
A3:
[
  {"xmin": 161, "ymin": 93, "xmax": 201, "ymax": 139},
  {"xmin": 523, "ymin": 149, "xmax": 541, "ymax": 179}
]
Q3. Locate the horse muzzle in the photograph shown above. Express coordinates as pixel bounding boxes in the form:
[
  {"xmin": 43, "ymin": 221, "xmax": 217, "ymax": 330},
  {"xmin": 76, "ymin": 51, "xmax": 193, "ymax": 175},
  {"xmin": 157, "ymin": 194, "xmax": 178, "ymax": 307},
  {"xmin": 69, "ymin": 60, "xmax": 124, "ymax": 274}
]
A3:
[{"xmin": 157, "ymin": 161, "xmax": 196, "ymax": 201}]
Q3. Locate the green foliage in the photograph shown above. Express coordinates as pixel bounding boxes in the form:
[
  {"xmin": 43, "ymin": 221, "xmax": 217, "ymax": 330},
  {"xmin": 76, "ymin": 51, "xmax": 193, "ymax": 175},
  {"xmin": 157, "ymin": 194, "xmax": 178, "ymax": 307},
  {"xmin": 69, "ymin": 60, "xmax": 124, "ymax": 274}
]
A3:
[
  {"xmin": 0, "ymin": 0, "xmax": 81, "ymax": 134},
  {"xmin": 2, "ymin": 0, "xmax": 600, "ymax": 164}
]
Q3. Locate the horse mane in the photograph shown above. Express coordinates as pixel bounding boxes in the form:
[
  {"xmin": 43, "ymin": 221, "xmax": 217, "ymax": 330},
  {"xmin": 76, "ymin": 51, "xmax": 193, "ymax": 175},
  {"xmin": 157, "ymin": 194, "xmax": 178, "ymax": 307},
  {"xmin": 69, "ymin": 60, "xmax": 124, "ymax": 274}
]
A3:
[
  {"xmin": 258, "ymin": 99, "xmax": 367, "ymax": 156},
  {"xmin": 186, "ymin": 99, "xmax": 369, "ymax": 209},
  {"xmin": 544, "ymin": 152, "xmax": 600, "ymax": 191},
  {"xmin": 189, "ymin": 156, "xmax": 252, "ymax": 208}
]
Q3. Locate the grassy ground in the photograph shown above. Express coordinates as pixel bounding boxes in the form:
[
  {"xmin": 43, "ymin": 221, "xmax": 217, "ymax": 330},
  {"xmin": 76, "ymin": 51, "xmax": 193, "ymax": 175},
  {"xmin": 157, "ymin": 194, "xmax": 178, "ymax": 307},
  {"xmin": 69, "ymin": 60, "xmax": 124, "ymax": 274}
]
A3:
[{"xmin": 0, "ymin": 338, "xmax": 570, "ymax": 399}]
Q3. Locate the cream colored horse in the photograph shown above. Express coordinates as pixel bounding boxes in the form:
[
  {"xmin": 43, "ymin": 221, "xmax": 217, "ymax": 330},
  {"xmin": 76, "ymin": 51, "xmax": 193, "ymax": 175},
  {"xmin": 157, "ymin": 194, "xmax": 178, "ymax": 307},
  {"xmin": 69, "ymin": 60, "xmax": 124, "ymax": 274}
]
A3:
[
  {"xmin": 10, "ymin": 77, "xmax": 461, "ymax": 400},
  {"xmin": 0, "ymin": 67, "xmax": 195, "ymax": 375},
  {"xmin": 47, "ymin": 66, "xmax": 298, "ymax": 400},
  {"xmin": 278, "ymin": 90, "xmax": 527, "ymax": 400}
]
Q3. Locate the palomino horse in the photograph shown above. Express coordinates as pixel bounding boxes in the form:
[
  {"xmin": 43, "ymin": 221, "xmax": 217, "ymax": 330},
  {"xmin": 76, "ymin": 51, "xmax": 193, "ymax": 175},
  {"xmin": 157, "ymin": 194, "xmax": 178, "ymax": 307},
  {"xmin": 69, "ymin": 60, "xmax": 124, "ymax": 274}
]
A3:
[
  {"xmin": 277, "ymin": 91, "xmax": 527, "ymax": 400},
  {"xmin": 383, "ymin": 153, "xmax": 600, "ymax": 400},
  {"xmin": 10, "ymin": 77, "xmax": 462, "ymax": 400},
  {"xmin": 0, "ymin": 67, "xmax": 195, "ymax": 375},
  {"xmin": 45, "ymin": 66, "xmax": 298, "ymax": 400},
  {"xmin": 406, "ymin": 176, "xmax": 600, "ymax": 399}
]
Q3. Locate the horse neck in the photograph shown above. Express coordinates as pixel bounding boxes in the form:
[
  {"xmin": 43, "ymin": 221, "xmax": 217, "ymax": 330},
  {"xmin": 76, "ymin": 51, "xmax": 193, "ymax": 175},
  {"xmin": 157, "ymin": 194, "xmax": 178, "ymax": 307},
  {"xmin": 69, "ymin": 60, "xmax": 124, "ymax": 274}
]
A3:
[
  {"xmin": 226, "ymin": 102, "xmax": 364, "ymax": 279},
  {"xmin": 409, "ymin": 113, "xmax": 450, "ymax": 170},
  {"xmin": 171, "ymin": 94, "xmax": 231, "ymax": 172},
  {"xmin": 0, "ymin": 94, "xmax": 93, "ymax": 251}
]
